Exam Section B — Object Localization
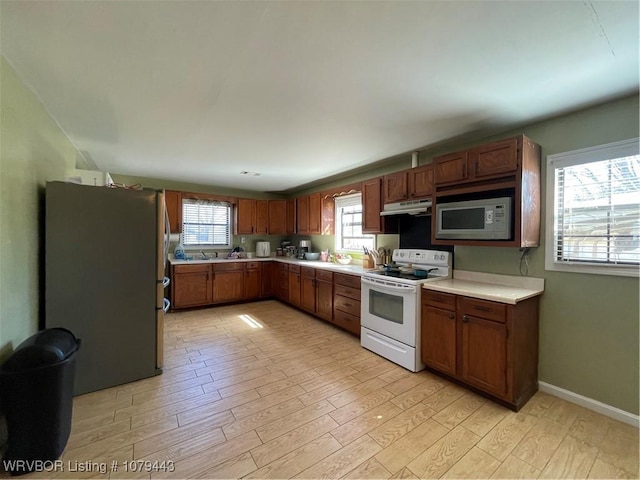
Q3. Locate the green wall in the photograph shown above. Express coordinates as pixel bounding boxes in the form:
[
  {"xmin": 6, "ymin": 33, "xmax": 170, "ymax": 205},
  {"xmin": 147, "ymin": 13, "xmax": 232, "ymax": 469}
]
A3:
[
  {"xmin": 0, "ymin": 57, "xmax": 80, "ymax": 358},
  {"xmin": 297, "ymin": 94, "xmax": 640, "ymax": 415}
]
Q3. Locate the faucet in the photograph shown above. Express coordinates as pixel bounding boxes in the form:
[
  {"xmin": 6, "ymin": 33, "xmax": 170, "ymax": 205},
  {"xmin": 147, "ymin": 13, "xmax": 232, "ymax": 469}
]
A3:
[{"xmin": 200, "ymin": 251, "xmax": 217, "ymax": 259}]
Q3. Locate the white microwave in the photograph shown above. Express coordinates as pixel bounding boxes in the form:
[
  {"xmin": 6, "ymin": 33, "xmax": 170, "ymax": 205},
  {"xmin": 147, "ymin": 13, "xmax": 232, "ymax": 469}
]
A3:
[{"xmin": 435, "ymin": 196, "xmax": 512, "ymax": 240}]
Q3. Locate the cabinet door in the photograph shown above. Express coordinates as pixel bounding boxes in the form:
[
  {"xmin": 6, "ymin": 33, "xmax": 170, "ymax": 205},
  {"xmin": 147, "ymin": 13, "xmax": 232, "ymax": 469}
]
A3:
[
  {"xmin": 173, "ymin": 269, "xmax": 212, "ymax": 308},
  {"xmin": 237, "ymin": 198, "xmax": 256, "ymax": 234},
  {"xmin": 268, "ymin": 200, "xmax": 287, "ymax": 235},
  {"xmin": 316, "ymin": 279, "xmax": 333, "ymax": 322},
  {"xmin": 461, "ymin": 315, "xmax": 508, "ymax": 398},
  {"xmin": 409, "ymin": 164, "xmax": 434, "ymax": 198},
  {"xmin": 256, "ymin": 200, "xmax": 269, "ymax": 235},
  {"xmin": 296, "ymin": 196, "xmax": 309, "ymax": 234},
  {"xmin": 288, "ymin": 272, "xmax": 301, "ymax": 307},
  {"xmin": 244, "ymin": 266, "xmax": 261, "ymax": 299},
  {"xmin": 434, "ymin": 151, "xmax": 469, "ymax": 185},
  {"xmin": 300, "ymin": 276, "xmax": 316, "ymax": 313},
  {"xmin": 421, "ymin": 305, "xmax": 457, "ymax": 376},
  {"xmin": 384, "ymin": 171, "xmax": 408, "ymax": 203},
  {"xmin": 362, "ymin": 177, "xmax": 383, "ymax": 234},
  {"xmin": 308, "ymin": 192, "xmax": 322, "ymax": 234},
  {"xmin": 165, "ymin": 190, "xmax": 182, "ymax": 234},
  {"xmin": 471, "ymin": 138, "xmax": 518, "ymax": 179},
  {"xmin": 260, "ymin": 262, "xmax": 274, "ymax": 297},
  {"xmin": 213, "ymin": 270, "xmax": 244, "ymax": 303},
  {"xmin": 286, "ymin": 198, "xmax": 296, "ymax": 235},
  {"xmin": 276, "ymin": 264, "xmax": 289, "ymax": 301}
]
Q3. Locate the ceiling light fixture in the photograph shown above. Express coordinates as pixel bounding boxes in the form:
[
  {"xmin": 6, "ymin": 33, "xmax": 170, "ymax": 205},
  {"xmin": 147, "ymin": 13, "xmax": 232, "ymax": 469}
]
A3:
[{"xmin": 240, "ymin": 171, "xmax": 261, "ymax": 176}]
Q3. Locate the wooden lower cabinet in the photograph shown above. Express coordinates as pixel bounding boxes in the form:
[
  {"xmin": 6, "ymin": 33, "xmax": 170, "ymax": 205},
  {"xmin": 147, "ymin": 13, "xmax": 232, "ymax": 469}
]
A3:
[
  {"xmin": 172, "ymin": 264, "xmax": 212, "ymax": 308},
  {"xmin": 244, "ymin": 262, "xmax": 261, "ymax": 300},
  {"xmin": 275, "ymin": 263, "xmax": 289, "ymax": 301},
  {"xmin": 288, "ymin": 265, "xmax": 301, "ymax": 307},
  {"xmin": 300, "ymin": 267, "xmax": 333, "ymax": 321},
  {"xmin": 421, "ymin": 289, "xmax": 539, "ymax": 410},
  {"xmin": 260, "ymin": 262, "xmax": 274, "ymax": 298},
  {"xmin": 213, "ymin": 263, "xmax": 244, "ymax": 303},
  {"xmin": 332, "ymin": 273, "xmax": 361, "ymax": 336}
]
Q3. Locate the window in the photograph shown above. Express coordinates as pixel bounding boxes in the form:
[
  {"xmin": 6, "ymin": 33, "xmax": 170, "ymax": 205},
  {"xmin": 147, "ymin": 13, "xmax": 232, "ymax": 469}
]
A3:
[
  {"xmin": 181, "ymin": 198, "xmax": 232, "ymax": 249},
  {"xmin": 334, "ymin": 193, "xmax": 375, "ymax": 252},
  {"xmin": 546, "ymin": 138, "xmax": 639, "ymax": 277}
]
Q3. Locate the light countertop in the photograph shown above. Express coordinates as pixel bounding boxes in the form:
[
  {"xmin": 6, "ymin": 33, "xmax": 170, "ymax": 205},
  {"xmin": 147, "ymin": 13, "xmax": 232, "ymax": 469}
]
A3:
[
  {"xmin": 168, "ymin": 255, "xmax": 366, "ymax": 276},
  {"xmin": 422, "ymin": 270, "xmax": 544, "ymax": 305}
]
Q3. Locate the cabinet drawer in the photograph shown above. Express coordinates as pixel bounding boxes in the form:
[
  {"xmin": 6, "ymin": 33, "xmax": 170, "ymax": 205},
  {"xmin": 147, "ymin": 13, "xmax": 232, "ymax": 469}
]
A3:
[
  {"xmin": 422, "ymin": 289, "xmax": 456, "ymax": 310},
  {"xmin": 213, "ymin": 262, "xmax": 244, "ymax": 272},
  {"xmin": 245, "ymin": 261, "xmax": 260, "ymax": 269},
  {"xmin": 460, "ymin": 297, "xmax": 506, "ymax": 323},
  {"xmin": 334, "ymin": 284, "xmax": 360, "ymax": 301},
  {"xmin": 174, "ymin": 264, "xmax": 211, "ymax": 274},
  {"xmin": 301, "ymin": 266, "xmax": 315, "ymax": 278},
  {"xmin": 334, "ymin": 273, "xmax": 360, "ymax": 289},
  {"xmin": 333, "ymin": 309, "xmax": 360, "ymax": 336},
  {"xmin": 316, "ymin": 269, "xmax": 333, "ymax": 282},
  {"xmin": 289, "ymin": 264, "xmax": 301, "ymax": 273},
  {"xmin": 334, "ymin": 294, "xmax": 361, "ymax": 317}
]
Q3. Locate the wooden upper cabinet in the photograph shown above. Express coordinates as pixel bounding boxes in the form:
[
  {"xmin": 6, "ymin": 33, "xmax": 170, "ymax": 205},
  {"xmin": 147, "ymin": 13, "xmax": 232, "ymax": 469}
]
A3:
[
  {"xmin": 432, "ymin": 135, "xmax": 541, "ymax": 248},
  {"xmin": 434, "ymin": 151, "xmax": 469, "ymax": 185},
  {"xmin": 434, "ymin": 138, "xmax": 519, "ymax": 187},
  {"xmin": 383, "ymin": 164, "xmax": 434, "ymax": 203},
  {"xmin": 362, "ymin": 177, "xmax": 383, "ymax": 234},
  {"xmin": 296, "ymin": 193, "xmax": 322, "ymax": 235},
  {"xmin": 383, "ymin": 171, "xmax": 408, "ymax": 203},
  {"xmin": 268, "ymin": 200, "xmax": 287, "ymax": 235},
  {"xmin": 409, "ymin": 164, "xmax": 434, "ymax": 198},
  {"xmin": 236, "ymin": 198, "xmax": 256, "ymax": 234},
  {"xmin": 237, "ymin": 198, "xmax": 269, "ymax": 235},
  {"xmin": 308, "ymin": 193, "xmax": 322, "ymax": 234},
  {"xmin": 362, "ymin": 177, "xmax": 397, "ymax": 235},
  {"xmin": 286, "ymin": 198, "xmax": 296, "ymax": 235},
  {"xmin": 255, "ymin": 200, "xmax": 269, "ymax": 235},
  {"xmin": 472, "ymin": 138, "xmax": 519, "ymax": 179},
  {"xmin": 296, "ymin": 196, "xmax": 309, "ymax": 234},
  {"xmin": 165, "ymin": 190, "xmax": 182, "ymax": 234}
]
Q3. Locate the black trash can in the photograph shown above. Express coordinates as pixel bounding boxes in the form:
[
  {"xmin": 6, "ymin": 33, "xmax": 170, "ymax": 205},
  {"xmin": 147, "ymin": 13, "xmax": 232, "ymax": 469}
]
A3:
[{"xmin": 0, "ymin": 328, "xmax": 80, "ymax": 476}]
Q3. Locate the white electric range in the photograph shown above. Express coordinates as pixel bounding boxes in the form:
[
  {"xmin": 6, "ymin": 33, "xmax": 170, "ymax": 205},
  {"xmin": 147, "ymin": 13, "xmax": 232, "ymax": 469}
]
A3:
[{"xmin": 360, "ymin": 249, "xmax": 452, "ymax": 372}]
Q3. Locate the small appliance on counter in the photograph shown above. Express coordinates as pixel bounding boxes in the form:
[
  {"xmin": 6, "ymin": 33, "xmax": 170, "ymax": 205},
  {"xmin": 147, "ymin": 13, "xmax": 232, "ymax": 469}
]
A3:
[
  {"xmin": 256, "ymin": 241, "xmax": 271, "ymax": 258},
  {"xmin": 298, "ymin": 240, "xmax": 311, "ymax": 259}
]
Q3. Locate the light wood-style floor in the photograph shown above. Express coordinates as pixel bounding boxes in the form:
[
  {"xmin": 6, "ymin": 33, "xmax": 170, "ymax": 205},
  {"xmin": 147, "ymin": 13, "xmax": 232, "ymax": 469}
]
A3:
[{"xmin": 14, "ymin": 301, "xmax": 640, "ymax": 479}]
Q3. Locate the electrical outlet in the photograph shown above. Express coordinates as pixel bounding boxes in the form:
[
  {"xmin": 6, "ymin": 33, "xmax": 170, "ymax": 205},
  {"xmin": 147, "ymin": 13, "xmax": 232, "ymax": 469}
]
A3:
[{"xmin": 241, "ymin": 237, "xmax": 245, "ymax": 244}]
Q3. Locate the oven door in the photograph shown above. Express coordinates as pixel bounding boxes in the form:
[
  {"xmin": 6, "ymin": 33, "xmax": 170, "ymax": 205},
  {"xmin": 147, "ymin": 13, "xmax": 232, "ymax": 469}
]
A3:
[{"xmin": 360, "ymin": 276, "xmax": 419, "ymax": 347}]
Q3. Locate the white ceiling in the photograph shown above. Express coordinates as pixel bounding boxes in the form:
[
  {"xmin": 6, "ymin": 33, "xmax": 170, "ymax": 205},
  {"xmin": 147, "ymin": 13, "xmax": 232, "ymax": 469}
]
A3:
[{"xmin": 1, "ymin": 1, "xmax": 638, "ymax": 192}]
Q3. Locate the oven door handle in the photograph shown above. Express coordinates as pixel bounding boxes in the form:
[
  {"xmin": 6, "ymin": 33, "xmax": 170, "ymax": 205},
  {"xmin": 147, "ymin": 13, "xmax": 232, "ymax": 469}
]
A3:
[{"xmin": 361, "ymin": 277, "xmax": 416, "ymax": 292}]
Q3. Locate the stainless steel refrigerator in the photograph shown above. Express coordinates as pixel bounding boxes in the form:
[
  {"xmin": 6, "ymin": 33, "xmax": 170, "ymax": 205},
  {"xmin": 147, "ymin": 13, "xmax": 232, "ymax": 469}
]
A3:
[{"xmin": 45, "ymin": 181, "xmax": 169, "ymax": 395}]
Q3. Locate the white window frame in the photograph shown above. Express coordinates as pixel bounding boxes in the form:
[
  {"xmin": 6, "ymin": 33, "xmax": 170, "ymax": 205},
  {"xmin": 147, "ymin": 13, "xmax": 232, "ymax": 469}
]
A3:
[
  {"xmin": 545, "ymin": 137, "xmax": 640, "ymax": 277},
  {"xmin": 334, "ymin": 193, "xmax": 375, "ymax": 253},
  {"xmin": 181, "ymin": 198, "xmax": 233, "ymax": 250}
]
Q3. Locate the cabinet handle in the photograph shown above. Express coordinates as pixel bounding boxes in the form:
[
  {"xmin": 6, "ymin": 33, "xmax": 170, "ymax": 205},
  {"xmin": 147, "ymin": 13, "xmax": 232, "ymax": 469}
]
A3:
[
  {"xmin": 474, "ymin": 161, "xmax": 479, "ymax": 176},
  {"xmin": 344, "ymin": 302, "xmax": 352, "ymax": 308},
  {"xmin": 448, "ymin": 313, "xmax": 455, "ymax": 319},
  {"xmin": 472, "ymin": 305, "xmax": 492, "ymax": 312},
  {"xmin": 462, "ymin": 315, "xmax": 469, "ymax": 323}
]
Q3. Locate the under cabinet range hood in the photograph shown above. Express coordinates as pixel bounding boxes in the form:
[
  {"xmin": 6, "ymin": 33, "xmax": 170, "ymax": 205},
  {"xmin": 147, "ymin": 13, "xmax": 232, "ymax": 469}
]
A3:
[{"xmin": 380, "ymin": 198, "xmax": 432, "ymax": 216}]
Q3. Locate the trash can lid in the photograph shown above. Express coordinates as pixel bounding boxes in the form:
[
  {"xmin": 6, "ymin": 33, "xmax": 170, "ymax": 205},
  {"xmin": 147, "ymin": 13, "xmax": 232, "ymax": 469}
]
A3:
[{"xmin": 0, "ymin": 328, "xmax": 80, "ymax": 372}]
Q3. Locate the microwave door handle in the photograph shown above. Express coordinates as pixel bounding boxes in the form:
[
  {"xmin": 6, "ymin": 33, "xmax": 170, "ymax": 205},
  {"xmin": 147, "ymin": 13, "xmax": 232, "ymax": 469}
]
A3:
[{"xmin": 361, "ymin": 277, "xmax": 413, "ymax": 292}]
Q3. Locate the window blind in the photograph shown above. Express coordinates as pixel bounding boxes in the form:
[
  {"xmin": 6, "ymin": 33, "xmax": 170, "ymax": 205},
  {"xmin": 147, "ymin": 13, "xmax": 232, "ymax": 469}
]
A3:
[
  {"xmin": 335, "ymin": 193, "xmax": 375, "ymax": 251},
  {"xmin": 553, "ymin": 154, "xmax": 640, "ymax": 266},
  {"xmin": 181, "ymin": 198, "xmax": 231, "ymax": 247}
]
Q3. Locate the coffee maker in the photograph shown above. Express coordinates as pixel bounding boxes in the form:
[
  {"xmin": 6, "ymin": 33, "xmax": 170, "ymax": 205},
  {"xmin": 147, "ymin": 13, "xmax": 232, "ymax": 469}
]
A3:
[{"xmin": 298, "ymin": 240, "xmax": 311, "ymax": 259}]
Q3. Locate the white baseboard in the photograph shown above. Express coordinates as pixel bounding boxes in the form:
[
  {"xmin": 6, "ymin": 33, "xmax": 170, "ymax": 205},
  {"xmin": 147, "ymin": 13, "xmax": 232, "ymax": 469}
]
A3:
[{"xmin": 539, "ymin": 381, "xmax": 639, "ymax": 428}]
